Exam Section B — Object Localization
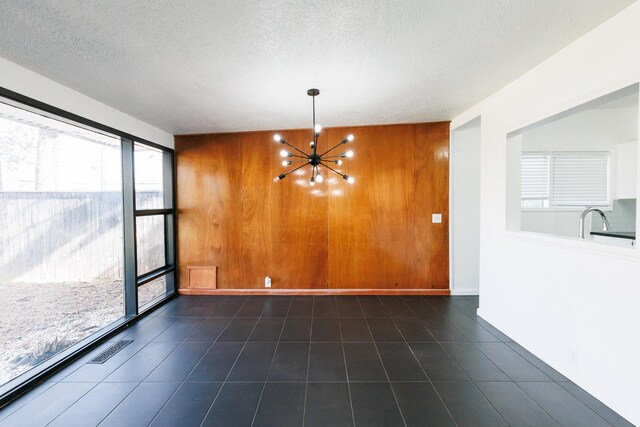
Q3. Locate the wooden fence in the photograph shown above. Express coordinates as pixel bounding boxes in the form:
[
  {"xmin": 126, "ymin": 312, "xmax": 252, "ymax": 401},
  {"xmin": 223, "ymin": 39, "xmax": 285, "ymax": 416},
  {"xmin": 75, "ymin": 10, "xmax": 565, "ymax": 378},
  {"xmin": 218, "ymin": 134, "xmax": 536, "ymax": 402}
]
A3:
[{"xmin": 0, "ymin": 192, "xmax": 163, "ymax": 282}]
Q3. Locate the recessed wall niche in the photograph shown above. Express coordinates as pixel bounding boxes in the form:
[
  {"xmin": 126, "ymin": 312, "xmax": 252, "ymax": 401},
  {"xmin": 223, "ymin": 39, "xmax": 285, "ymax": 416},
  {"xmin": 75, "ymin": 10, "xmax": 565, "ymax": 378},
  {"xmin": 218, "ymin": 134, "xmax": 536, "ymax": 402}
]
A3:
[{"xmin": 506, "ymin": 84, "xmax": 639, "ymax": 247}]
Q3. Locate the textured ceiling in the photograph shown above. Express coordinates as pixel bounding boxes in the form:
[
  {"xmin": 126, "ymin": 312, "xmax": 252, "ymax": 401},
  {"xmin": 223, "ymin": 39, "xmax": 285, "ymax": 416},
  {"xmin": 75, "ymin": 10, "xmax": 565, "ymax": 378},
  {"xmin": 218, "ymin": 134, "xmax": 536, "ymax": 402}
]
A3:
[{"xmin": 0, "ymin": 0, "xmax": 634, "ymax": 135}]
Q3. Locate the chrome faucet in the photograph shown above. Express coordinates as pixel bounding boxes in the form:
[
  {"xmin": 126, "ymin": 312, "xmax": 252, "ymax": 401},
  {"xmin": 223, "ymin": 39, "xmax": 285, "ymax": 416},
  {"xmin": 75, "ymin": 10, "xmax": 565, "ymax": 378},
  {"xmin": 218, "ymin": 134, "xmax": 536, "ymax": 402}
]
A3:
[{"xmin": 579, "ymin": 207, "xmax": 611, "ymax": 239}]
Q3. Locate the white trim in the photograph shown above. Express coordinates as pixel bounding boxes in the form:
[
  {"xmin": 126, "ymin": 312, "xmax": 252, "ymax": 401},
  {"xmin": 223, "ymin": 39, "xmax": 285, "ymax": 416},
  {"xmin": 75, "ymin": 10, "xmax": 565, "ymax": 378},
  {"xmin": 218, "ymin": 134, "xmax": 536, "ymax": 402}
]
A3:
[
  {"xmin": 451, "ymin": 289, "xmax": 480, "ymax": 296},
  {"xmin": 448, "ymin": 125, "xmax": 454, "ymax": 292}
]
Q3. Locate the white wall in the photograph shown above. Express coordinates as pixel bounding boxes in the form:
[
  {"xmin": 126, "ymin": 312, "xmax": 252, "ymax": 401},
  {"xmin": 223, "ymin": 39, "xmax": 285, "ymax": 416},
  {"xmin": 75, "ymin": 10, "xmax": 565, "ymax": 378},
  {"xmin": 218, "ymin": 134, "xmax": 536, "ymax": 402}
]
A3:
[
  {"xmin": 522, "ymin": 106, "xmax": 637, "ymax": 153},
  {"xmin": 518, "ymin": 102, "xmax": 638, "ymax": 238},
  {"xmin": 451, "ymin": 117, "xmax": 481, "ymax": 295},
  {"xmin": 451, "ymin": 3, "xmax": 640, "ymax": 424},
  {"xmin": 520, "ymin": 211, "xmax": 585, "ymax": 238},
  {"xmin": 0, "ymin": 57, "xmax": 173, "ymax": 148},
  {"xmin": 615, "ymin": 140, "xmax": 638, "ymax": 199}
]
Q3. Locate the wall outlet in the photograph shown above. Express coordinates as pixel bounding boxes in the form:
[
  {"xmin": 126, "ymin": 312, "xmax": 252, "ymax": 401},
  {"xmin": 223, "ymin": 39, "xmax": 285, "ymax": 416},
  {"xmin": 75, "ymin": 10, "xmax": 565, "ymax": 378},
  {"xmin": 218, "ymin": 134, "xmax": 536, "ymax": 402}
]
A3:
[
  {"xmin": 432, "ymin": 213, "xmax": 442, "ymax": 223},
  {"xmin": 264, "ymin": 276, "xmax": 271, "ymax": 288}
]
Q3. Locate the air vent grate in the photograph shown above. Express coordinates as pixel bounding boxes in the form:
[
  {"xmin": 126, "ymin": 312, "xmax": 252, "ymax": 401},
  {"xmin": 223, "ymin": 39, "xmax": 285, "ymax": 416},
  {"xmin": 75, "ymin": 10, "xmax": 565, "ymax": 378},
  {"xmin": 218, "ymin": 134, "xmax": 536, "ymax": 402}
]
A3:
[{"xmin": 87, "ymin": 340, "xmax": 133, "ymax": 364}]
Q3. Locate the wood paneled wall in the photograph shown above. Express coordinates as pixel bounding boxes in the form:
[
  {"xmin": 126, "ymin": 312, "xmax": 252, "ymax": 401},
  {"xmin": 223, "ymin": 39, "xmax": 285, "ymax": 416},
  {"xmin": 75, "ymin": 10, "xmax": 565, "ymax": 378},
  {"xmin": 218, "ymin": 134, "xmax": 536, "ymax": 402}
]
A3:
[{"xmin": 175, "ymin": 122, "xmax": 450, "ymax": 291}]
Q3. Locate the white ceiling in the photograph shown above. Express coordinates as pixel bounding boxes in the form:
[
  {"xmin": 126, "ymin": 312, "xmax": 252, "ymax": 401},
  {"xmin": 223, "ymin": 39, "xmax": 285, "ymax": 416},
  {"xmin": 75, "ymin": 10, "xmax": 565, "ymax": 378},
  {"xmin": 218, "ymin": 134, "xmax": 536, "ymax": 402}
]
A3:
[{"xmin": 0, "ymin": 0, "xmax": 635, "ymax": 135}]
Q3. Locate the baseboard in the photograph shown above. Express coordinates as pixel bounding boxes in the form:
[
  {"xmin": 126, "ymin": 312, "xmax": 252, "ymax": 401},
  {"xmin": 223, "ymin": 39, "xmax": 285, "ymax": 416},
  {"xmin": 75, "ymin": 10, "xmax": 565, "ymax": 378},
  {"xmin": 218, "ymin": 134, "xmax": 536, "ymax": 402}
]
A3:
[
  {"xmin": 178, "ymin": 288, "xmax": 451, "ymax": 296},
  {"xmin": 450, "ymin": 288, "xmax": 479, "ymax": 296}
]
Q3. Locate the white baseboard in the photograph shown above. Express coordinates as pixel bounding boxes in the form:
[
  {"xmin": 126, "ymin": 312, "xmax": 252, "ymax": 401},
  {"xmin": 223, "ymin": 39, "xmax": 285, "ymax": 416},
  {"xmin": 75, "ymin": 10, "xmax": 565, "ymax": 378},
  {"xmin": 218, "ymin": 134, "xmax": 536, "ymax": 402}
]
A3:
[{"xmin": 450, "ymin": 288, "xmax": 480, "ymax": 296}]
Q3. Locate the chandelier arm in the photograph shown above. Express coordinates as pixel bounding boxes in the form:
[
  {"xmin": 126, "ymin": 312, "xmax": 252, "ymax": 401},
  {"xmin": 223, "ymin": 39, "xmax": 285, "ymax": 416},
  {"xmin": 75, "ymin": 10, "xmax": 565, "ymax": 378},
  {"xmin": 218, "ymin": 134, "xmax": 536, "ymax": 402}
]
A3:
[
  {"xmin": 282, "ymin": 162, "xmax": 310, "ymax": 177},
  {"xmin": 318, "ymin": 161, "xmax": 345, "ymax": 178},
  {"xmin": 321, "ymin": 154, "xmax": 343, "ymax": 159},
  {"xmin": 287, "ymin": 153, "xmax": 309, "ymax": 159},
  {"xmin": 281, "ymin": 141, "xmax": 309, "ymax": 157},
  {"xmin": 318, "ymin": 141, "xmax": 345, "ymax": 158}
]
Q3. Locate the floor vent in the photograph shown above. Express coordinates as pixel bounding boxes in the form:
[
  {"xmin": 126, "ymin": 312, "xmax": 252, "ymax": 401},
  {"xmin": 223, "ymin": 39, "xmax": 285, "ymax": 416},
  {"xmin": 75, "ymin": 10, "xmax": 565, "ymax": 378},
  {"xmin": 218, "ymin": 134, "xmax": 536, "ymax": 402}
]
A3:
[{"xmin": 87, "ymin": 340, "xmax": 133, "ymax": 364}]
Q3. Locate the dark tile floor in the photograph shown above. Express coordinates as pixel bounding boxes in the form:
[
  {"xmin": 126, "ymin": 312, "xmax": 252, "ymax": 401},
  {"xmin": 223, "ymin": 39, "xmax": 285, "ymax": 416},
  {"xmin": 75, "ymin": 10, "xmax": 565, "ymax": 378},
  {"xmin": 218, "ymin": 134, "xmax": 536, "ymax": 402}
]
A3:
[{"xmin": 0, "ymin": 296, "xmax": 633, "ymax": 427}]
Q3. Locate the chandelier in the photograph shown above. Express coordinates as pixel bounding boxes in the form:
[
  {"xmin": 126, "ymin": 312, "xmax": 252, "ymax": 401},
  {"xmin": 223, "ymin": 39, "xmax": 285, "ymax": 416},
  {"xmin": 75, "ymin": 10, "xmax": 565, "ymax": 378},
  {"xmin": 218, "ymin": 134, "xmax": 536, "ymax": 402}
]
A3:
[{"xmin": 273, "ymin": 88, "xmax": 355, "ymax": 186}]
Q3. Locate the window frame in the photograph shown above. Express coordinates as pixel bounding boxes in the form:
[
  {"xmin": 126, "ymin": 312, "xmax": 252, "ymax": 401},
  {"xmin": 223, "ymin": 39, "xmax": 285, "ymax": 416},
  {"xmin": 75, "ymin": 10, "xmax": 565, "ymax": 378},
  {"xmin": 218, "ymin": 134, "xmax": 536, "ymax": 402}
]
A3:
[
  {"xmin": 0, "ymin": 86, "xmax": 177, "ymax": 406},
  {"xmin": 131, "ymin": 141, "xmax": 176, "ymax": 313}
]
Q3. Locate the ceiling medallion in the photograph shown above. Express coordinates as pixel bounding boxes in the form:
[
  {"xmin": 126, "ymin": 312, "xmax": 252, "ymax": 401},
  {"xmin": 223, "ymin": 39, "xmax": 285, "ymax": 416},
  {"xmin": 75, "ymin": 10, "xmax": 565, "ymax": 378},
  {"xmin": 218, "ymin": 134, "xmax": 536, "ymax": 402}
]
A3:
[{"xmin": 273, "ymin": 88, "xmax": 355, "ymax": 186}]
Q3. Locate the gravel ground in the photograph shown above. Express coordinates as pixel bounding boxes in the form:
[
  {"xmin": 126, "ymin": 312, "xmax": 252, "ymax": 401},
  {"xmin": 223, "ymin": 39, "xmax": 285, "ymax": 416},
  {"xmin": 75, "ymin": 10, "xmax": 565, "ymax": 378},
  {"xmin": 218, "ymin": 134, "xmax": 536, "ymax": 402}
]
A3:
[{"xmin": 0, "ymin": 278, "xmax": 165, "ymax": 385}]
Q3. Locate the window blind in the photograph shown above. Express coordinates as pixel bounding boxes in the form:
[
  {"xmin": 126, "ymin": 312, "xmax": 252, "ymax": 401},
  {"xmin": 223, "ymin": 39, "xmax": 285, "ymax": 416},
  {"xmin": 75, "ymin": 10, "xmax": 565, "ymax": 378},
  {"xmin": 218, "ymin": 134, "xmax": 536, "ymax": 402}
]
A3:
[
  {"xmin": 551, "ymin": 152, "xmax": 609, "ymax": 207},
  {"xmin": 521, "ymin": 153, "xmax": 550, "ymax": 200}
]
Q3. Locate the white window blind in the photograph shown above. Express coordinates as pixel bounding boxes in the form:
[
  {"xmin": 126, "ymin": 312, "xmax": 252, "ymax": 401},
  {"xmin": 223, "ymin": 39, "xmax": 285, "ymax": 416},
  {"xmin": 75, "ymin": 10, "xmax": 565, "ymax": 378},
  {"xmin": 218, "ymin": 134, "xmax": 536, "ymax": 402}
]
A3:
[
  {"xmin": 521, "ymin": 153, "xmax": 550, "ymax": 200},
  {"xmin": 521, "ymin": 151, "xmax": 610, "ymax": 208},
  {"xmin": 551, "ymin": 152, "xmax": 609, "ymax": 207}
]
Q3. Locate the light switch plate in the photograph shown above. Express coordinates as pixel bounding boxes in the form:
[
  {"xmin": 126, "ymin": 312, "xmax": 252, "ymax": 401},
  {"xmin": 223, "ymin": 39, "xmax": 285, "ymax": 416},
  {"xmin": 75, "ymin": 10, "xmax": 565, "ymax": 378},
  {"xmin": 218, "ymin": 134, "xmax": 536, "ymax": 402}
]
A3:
[{"xmin": 432, "ymin": 213, "xmax": 442, "ymax": 224}]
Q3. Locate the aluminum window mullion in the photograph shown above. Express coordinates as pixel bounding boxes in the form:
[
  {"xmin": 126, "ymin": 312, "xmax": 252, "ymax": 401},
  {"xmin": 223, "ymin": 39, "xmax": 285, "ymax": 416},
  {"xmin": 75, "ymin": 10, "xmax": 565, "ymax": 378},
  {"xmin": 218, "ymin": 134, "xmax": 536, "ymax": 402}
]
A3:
[
  {"xmin": 135, "ymin": 208, "xmax": 172, "ymax": 216},
  {"xmin": 163, "ymin": 150, "xmax": 177, "ymax": 294},
  {"xmin": 137, "ymin": 266, "xmax": 175, "ymax": 287},
  {"xmin": 122, "ymin": 138, "xmax": 139, "ymax": 316}
]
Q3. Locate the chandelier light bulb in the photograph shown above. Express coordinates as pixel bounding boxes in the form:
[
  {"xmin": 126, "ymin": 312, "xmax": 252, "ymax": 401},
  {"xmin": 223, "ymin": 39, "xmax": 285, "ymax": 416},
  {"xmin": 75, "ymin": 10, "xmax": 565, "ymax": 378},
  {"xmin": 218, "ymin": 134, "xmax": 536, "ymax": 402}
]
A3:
[
  {"xmin": 309, "ymin": 141, "xmax": 315, "ymax": 148},
  {"xmin": 315, "ymin": 124, "xmax": 322, "ymax": 134},
  {"xmin": 342, "ymin": 134, "xmax": 355, "ymax": 144},
  {"xmin": 273, "ymin": 176, "xmax": 280, "ymax": 182},
  {"xmin": 280, "ymin": 149, "xmax": 289, "ymax": 158},
  {"xmin": 316, "ymin": 173, "xmax": 323, "ymax": 183},
  {"xmin": 343, "ymin": 174, "xmax": 355, "ymax": 184},
  {"xmin": 274, "ymin": 134, "xmax": 282, "ymax": 142},
  {"xmin": 334, "ymin": 160, "xmax": 343, "ymax": 165},
  {"xmin": 310, "ymin": 178, "xmax": 315, "ymax": 186},
  {"xmin": 345, "ymin": 150, "xmax": 354, "ymax": 158},
  {"xmin": 282, "ymin": 160, "xmax": 292, "ymax": 166}
]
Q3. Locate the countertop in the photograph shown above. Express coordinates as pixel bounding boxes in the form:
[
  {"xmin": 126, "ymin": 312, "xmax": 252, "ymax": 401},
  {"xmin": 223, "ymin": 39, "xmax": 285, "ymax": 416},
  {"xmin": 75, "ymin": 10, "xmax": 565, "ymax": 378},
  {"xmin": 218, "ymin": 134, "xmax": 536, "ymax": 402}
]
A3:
[{"xmin": 590, "ymin": 231, "xmax": 636, "ymax": 240}]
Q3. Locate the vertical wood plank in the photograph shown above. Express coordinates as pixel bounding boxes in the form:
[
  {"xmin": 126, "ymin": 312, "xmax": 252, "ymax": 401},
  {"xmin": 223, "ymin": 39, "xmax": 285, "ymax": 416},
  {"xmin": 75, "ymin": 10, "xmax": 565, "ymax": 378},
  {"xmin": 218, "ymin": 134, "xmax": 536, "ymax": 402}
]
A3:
[
  {"xmin": 327, "ymin": 125, "xmax": 415, "ymax": 288},
  {"xmin": 241, "ymin": 130, "xmax": 328, "ymax": 289},
  {"xmin": 410, "ymin": 122, "xmax": 450, "ymax": 288},
  {"xmin": 176, "ymin": 133, "xmax": 243, "ymax": 288}
]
